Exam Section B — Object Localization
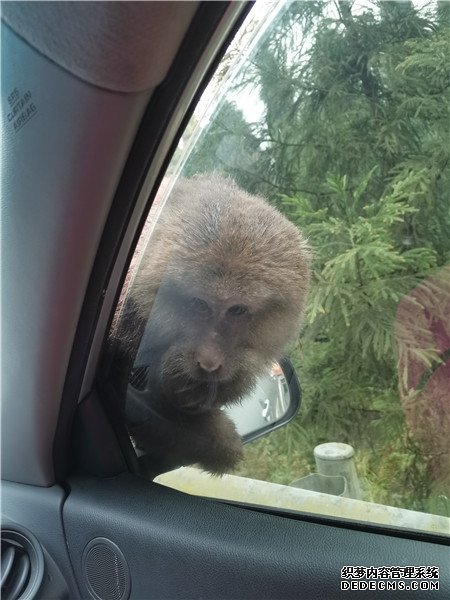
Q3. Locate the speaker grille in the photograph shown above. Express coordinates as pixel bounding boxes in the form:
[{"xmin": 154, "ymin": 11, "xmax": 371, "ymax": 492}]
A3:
[{"xmin": 82, "ymin": 538, "xmax": 130, "ymax": 600}]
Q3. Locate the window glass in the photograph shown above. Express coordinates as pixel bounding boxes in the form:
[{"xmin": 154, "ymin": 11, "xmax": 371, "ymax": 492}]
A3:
[{"xmin": 112, "ymin": 0, "xmax": 450, "ymax": 535}]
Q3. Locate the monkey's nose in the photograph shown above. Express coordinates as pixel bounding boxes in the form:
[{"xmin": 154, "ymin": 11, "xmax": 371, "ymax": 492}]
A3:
[{"xmin": 196, "ymin": 350, "xmax": 222, "ymax": 373}]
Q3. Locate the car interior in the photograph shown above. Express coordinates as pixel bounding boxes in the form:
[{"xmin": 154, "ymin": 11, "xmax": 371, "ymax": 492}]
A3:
[{"xmin": 2, "ymin": 2, "xmax": 449, "ymax": 599}]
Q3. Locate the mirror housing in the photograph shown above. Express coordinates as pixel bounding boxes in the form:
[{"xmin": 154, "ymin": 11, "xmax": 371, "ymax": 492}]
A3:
[{"xmin": 225, "ymin": 357, "xmax": 301, "ymax": 444}]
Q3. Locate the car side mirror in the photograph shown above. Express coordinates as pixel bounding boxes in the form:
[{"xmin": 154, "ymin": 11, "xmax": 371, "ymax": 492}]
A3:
[{"xmin": 225, "ymin": 357, "xmax": 301, "ymax": 444}]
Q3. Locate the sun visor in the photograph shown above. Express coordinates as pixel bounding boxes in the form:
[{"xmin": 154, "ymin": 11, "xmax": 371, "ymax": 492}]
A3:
[{"xmin": 2, "ymin": 0, "xmax": 199, "ymax": 93}]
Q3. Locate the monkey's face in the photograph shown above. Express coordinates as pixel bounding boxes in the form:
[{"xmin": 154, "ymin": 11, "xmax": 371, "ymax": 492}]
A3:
[
  {"xmin": 131, "ymin": 175, "xmax": 311, "ymax": 415},
  {"xmin": 140, "ymin": 271, "xmax": 299, "ymax": 415}
]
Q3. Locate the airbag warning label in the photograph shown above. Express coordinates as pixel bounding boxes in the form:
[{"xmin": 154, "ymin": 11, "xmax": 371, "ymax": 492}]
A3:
[{"xmin": 6, "ymin": 87, "xmax": 38, "ymax": 133}]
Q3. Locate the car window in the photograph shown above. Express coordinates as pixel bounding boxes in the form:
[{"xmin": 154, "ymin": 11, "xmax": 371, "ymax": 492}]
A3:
[{"xmin": 111, "ymin": 0, "xmax": 450, "ymax": 535}]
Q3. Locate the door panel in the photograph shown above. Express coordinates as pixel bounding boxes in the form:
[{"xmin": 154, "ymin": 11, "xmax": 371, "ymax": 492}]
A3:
[{"xmin": 62, "ymin": 474, "xmax": 449, "ymax": 600}]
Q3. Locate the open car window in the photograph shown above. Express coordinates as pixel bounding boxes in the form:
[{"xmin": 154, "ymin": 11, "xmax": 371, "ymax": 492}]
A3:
[{"xmin": 109, "ymin": 0, "xmax": 450, "ymax": 537}]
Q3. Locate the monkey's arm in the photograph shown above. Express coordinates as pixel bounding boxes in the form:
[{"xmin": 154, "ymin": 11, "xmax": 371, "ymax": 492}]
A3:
[{"xmin": 129, "ymin": 410, "xmax": 243, "ymax": 476}]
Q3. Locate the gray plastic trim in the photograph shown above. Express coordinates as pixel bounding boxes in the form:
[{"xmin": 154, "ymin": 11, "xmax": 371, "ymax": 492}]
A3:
[
  {"xmin": 1, "ymin": 524, "xmax": 45, "ymax": 600},
  {"xmin": 1, "ymin": 481, "xmax": 80, "ymax": 598},
  {"xmin": 1, "ymin": 22, "xmax": 151, "ymax": 485},
  {"xmin": 2, "ymin": 1, "xmax": 198, "ymax": 92}
]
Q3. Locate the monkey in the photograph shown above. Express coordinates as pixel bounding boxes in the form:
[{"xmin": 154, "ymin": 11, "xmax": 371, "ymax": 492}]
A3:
[{"xmin": 114, "ymin": 173, "xmax": 311, "ymax": 476}]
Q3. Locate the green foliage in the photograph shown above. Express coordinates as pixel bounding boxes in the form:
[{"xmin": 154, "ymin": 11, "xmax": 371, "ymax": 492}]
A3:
[
  {"xmin": 185, "ymin": 1, "xmax": 450, "ymax": 514},
  {"xmin": 285, "ymin": 171, "xmax": 438, "ymax": 364}
]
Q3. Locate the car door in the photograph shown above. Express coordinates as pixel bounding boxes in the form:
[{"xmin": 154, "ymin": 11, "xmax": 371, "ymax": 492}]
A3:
[{"xmin": 2, "ymin": 2, "xmax": 449, "ymax": 599}]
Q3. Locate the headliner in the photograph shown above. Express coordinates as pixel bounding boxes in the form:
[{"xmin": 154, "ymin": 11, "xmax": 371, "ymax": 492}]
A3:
[{"xmin": 2, "ymin": 1, "xmax": 199, "ymax": 92}]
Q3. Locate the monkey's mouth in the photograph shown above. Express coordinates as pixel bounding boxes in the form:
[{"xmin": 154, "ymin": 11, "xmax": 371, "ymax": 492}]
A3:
[
  {"xmin": 164, "ymin": 375, "xmax": 224, "ymax": 413},
  {"xmin": 167, "ymin": 364, "xmax": 232, "ymax": 386},
  {"xmin": 174, "ymin": 401, "xmax": 212, "ymax": 415},
  {"xmin": 192, "ymin": 373, "xmax": 229, "ymax": 384}
]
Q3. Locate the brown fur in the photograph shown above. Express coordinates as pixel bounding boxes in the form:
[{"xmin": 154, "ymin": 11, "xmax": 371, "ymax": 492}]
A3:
[{"xmin": 116, "ymin": 174, "xmax": 311, "ymax": 474}]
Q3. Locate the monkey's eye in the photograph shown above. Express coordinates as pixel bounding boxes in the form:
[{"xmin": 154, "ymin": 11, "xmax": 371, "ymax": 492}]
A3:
[
  {"xmin": 187, "ymin": 297, "xmax": 212, "ymax": 317},
  {"xmin": 227, "ymin": 304, "xmax": 249, "ymax": 317}
]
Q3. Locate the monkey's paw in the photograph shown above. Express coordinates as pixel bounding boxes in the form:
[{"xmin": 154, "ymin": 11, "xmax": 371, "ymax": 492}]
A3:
[{"xmin": 188, "ymin": 411, "xmax": 244, "ymax": 476}]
